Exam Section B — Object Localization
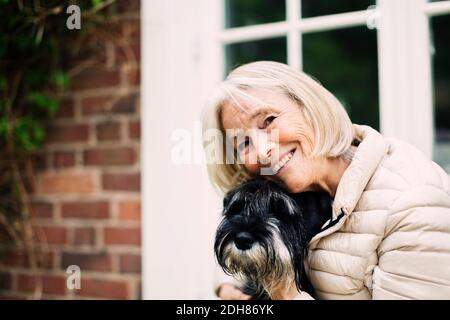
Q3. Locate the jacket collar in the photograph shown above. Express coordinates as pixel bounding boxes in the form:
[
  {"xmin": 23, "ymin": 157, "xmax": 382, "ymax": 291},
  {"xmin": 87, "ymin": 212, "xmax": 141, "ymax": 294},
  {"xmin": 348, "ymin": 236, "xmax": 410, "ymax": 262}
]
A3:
[
  {"xmin": 331, "ymin": 124, "xmax": 388, "ymax": 219},
  {"xmin": 309, "ymin": 125, "xmax": 388, "ymax": 245}
]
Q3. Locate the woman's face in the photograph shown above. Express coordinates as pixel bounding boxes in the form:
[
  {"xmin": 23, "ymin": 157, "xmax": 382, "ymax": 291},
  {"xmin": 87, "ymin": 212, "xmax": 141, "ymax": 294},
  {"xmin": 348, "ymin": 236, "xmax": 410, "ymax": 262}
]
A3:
[{"xmin": 221, "ymin": 88, "xmax": 326, "ymax": 193}]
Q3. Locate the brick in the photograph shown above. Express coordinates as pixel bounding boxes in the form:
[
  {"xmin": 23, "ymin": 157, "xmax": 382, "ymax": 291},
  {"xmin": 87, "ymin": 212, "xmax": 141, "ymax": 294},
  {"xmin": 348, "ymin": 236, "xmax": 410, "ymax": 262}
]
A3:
[
  {"xmin": 38, "ymin": 251, "xmax": 55, "ymax": 269},
  {"xmin": 118, "ymin": 200, "xmax": 140, "ymax": 221},
  {"xmin": 127, "ymin": 19, "xmax": 140, "ymax": 40},
  {"xmin": 71, "ymin": 69, "xmax": 120, "ymax": 91},
  {"xmin": 112, "ymin": 94, "xmax": 138, "ymax": 114},
  {"xmin": 103, "ymin": 21, "xmax": 126, "ymax": 38},
  {"xmin": 72, "ymin": 227, "xmax": 96, "ymax": 246},
  {"xmin": 0, "ymin": 272, "xmax": 12, "ymax": 290},
  {"xmin": 62, "ymin": 252, "xmax": 112, "ymax": 272},
  {"xmin": 16, "ymin": 274, "xmax": 34, "ymax": 292},
  {"xmin": 125, "ymin": 66, "xmax": 140, "ymax": 86},
  {"xmin": 17, "ymin": 274, "xmax": 66, "ymax": 295},
  {"xmin": 30, "ymin": 201, "xmax": 53, "ymax": 219},
  {"xmin": 53, "ymin": 151, "xmax": 76, "ymax": 168},
  {"xmin": 116, "ymin": 43, "xmax": 140, "ymax": 64},
  {"xmin": 119, "ymin": 254, "xmax": 141, "ymax": 274},
  {"xmin": 81, "ymin": 94, "xmax": 137, "ymax": 116},
  {"xmin": 81, "ymin": 96, "xmax": 112, "ymax": 116},
  {"xmin": 114, "ymin": 0, "xmax": 140, "ymax": 13},
  {"xmin": 40, "ymin": 226, "xmax": 67, "ymax": 245},
  {"xmin": 46, "ymin": 124, "xmax": 89, "ymax": 143},
  {"xmin": 67, "ymin": 35, "xmax": 109, "ymax": 66},
  {"xmin": 128, "ymin": 120, "xmax": 140, "ymax": 139},
  {"xmin": 54, "ymin": 99, "xmax": 75, "ymax": 119},
  {"xmin": 37, "ymin": 173, "xmax": 95, "ymax": 194},
  {"xmin": 44, "ymin": 277, "xmax": 66, "ymax": 295},
  {"xmin": 96, "ymin": 122, "xmax": 121, "ymax": 141},
  {"xmin": 104, "ymin": 227, "xmax": 140, "ymax": 245},
  {"xmin": 76, "ymin": 278, "xmax": 128, "ymax": 299},
  {"xmin": 17, "ymin": 275, "xmax": 37, "ymax": 293},
  {"xmin": 2, "ymin": 251, "xmax": 28, "ymax": 268},
  {"xmin": 1, "ymin": 250, "xmax": 54, "ymax": 269},
  {"xmin": 61, "ymin": 201, "xmax": 109, "ymax": 219},
  {"xmin": 84, "ymin": 147, "xmax": 136, "ymax": 166},
  {"xmin": 102, "ymin": 173, "xmax": 140, "ymax": 191}
]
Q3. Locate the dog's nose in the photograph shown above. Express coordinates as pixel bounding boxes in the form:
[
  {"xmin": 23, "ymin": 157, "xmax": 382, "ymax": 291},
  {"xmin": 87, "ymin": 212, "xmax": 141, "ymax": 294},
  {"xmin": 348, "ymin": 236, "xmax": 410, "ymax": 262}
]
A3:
[{"xmin": 234, "ymin": 232, "xmax": 255, "ymax": 250}]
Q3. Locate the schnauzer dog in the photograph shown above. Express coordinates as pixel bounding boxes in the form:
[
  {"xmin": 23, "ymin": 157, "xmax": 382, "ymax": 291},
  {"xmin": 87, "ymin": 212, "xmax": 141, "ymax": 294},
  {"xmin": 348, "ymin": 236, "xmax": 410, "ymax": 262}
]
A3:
[{"xmin": 214, "ymin": 178, "xmax": 332, "ymax": 299}]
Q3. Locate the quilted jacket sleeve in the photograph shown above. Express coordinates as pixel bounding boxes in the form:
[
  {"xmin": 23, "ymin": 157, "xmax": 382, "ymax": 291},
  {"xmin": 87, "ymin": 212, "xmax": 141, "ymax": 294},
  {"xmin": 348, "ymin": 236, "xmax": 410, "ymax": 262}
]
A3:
[{"xmin": 372, "ymin": 181, "xmax": 450, "ymax": 299}]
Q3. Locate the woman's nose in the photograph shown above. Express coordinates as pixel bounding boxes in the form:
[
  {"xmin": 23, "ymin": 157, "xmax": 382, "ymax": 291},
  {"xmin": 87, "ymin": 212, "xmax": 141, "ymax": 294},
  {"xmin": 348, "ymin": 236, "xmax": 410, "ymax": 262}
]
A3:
[{"xmin": 252, "ymin": 131, "xmax": 272, "ymax": 166}]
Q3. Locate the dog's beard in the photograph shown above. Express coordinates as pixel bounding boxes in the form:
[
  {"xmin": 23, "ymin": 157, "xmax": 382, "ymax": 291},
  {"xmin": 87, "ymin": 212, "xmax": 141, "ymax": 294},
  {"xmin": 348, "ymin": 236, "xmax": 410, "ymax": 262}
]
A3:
[{"xmin": 218, "ymin": 219, "xmax": 296, "ymax": 299}]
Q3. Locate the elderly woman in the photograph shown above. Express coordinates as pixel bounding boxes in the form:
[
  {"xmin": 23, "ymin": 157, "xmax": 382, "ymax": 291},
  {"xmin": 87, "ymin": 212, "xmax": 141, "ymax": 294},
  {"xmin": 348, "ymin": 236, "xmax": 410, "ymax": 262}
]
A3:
[{"xmin": 202, "ymin": 61, "xmax": 450, "ymax": 300}]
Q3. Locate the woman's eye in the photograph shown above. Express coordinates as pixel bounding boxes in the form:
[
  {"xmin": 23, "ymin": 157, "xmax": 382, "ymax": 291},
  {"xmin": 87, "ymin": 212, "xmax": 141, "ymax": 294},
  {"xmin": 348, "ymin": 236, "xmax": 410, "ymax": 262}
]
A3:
[
  {"xmin": 237, "ymin": 137, "xmax": 250, "ymax": 152},
  {"xmin": 263, "ymin": 116, "xmax": 276, "ymax": 128}
]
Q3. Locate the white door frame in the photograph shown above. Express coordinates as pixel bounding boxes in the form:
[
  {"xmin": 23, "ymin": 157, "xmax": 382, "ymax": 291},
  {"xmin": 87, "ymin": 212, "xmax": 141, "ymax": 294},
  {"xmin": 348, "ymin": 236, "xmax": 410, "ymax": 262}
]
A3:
[{"xmin": 141, "ymin": 0, "xmax": 222, "ymax": 299}]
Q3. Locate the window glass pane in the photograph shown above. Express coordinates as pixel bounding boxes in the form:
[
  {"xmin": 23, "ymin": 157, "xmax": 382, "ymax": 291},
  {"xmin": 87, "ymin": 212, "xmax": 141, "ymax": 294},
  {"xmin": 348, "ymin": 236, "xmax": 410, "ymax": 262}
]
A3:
[
  {"xmin": 302, "ymin": 0, "xmax": 375, "ymax": 18},
  {"xmin": 302, "ymin": 26, "xmax": 379, "ymax": 130},
  {"xmin": 225, "ymin": 37, "xmax": 287, "ymax": 75},
  {"xmin": 431, "ymin": 15, "xmax": 450, "ymax": 172},
  {"xmin": 225, "ymin": 0, "xmax": 286, "ymax": 28}
]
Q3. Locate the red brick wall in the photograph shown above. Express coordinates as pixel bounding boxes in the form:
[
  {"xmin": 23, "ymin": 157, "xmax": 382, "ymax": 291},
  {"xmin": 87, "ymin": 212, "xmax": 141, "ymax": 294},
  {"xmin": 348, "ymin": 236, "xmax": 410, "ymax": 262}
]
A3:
[{"xmin": 0, "ymin": 1, "xmax": 141, "ymax": 300}]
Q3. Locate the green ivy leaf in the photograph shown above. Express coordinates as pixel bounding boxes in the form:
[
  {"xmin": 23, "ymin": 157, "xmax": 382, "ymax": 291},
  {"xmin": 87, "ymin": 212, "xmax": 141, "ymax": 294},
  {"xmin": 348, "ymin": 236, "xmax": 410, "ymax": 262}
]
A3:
[
  {"xmin": 13, "ymin": 117, "xmax": 45, "ymax": 151},
  {"xmin": 26, "ymin": 70, "xmax": 46, "ymax": 86},
  {"xmin": 0, "ymin": 117, "xmax": 9, "ymax": 138},
  {"xmin": 0, "ymin": 76, "xmax": 7, "ymax": 91},
  {"xmin": 51, "ymin": 71, "xmax": 70, "ymax": 90},
  {"xmin": 16, "ymin": 34, "xmax": 39, "ymax": 50},
  {"xmin": 92, "ymin": 0, "xmax": 102, "ymax": 8},
  {"xmin": 27, "ymin": 92, "xmax": 60, "ymax": 115}
]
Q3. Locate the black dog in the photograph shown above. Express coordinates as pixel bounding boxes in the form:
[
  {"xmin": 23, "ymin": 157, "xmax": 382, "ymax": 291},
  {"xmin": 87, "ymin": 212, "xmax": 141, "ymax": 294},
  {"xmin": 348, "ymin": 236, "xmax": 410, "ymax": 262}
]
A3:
[{"xmin": 214, "ymin": 178, "xmax": 332, "ymax": 299}]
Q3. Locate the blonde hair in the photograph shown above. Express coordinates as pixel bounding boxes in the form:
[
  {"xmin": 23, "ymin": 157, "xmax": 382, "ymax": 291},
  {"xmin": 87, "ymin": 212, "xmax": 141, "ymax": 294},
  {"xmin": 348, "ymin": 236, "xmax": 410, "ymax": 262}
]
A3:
[{"xmin": 202, "ymin": 61, "xmax": 354, "ymax": 194}]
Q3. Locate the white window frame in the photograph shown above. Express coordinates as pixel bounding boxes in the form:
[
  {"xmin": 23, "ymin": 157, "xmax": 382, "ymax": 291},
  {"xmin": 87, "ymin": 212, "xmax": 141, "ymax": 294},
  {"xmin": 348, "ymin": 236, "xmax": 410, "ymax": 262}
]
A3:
[
  {"xmin": 142, "ymin": 0, "xmax": 450, "ymax": 299},
  {"xmin": 378, "ymin": 0, "xmax": 450, "ymax": 157}
]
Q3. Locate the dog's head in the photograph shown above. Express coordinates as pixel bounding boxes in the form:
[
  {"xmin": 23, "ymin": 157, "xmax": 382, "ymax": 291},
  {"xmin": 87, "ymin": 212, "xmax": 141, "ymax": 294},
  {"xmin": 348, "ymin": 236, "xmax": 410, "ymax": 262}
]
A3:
[{"xmin": 214, "ymin": 178, "xmax": 331, "ymax": 298}]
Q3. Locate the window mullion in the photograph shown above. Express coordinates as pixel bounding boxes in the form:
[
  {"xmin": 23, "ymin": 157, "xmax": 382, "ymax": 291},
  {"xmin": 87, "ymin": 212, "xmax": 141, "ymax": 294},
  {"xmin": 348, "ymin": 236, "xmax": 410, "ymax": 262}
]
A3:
[
  {"xmin": 424, "ymin": 0, "xmax": 450, "ymax": 17},
  {"xmin": 377, "ymin": 0, "xmax": 433, "ymax": 156},
  {"xmin": 298, "ymin": 9, "xmax": 374, "ymax": 33},
  {"xmin": 287, "ymin": 0, "xmax": 301, "ymax": 70}
]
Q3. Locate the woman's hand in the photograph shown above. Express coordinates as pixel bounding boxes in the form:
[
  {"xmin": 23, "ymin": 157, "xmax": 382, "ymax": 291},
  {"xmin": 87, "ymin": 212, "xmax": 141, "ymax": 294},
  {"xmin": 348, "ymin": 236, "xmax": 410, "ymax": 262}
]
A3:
[
  {"xmin": 271, "ymin": 285, "xmax": 302, "ymax": 300},
  {"xmin": 218, "ymin": 284, "xmax": 251, "ymax": 300}
]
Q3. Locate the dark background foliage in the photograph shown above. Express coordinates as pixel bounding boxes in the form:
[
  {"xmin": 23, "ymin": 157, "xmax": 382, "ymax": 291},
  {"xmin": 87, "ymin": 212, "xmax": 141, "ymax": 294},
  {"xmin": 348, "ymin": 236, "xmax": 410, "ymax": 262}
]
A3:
[{"xmin": 0, "ymin": 0, "xmax": 116, "ymax": 267}]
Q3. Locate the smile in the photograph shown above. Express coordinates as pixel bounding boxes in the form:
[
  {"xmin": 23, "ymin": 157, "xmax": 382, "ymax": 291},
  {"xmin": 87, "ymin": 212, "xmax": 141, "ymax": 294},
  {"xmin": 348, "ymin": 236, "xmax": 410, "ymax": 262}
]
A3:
[{"xmin": 271, "ymin": 150, "xmax": 295, "ymax": 175}]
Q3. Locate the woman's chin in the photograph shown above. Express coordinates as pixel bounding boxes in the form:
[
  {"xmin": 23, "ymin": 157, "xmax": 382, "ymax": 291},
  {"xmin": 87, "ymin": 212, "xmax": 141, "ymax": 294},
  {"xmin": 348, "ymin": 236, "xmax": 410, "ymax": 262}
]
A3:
[{"xmin": 280, "ymin": 178, "xmax": 305, "ymax": 193}]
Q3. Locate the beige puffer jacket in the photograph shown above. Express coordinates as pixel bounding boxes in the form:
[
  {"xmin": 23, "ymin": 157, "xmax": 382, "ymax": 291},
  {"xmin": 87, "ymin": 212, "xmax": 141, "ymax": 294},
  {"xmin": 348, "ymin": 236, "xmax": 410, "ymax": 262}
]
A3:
[{"xmin": 305, "ymin": 124, "xmax": 450, "ymax": 299}]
